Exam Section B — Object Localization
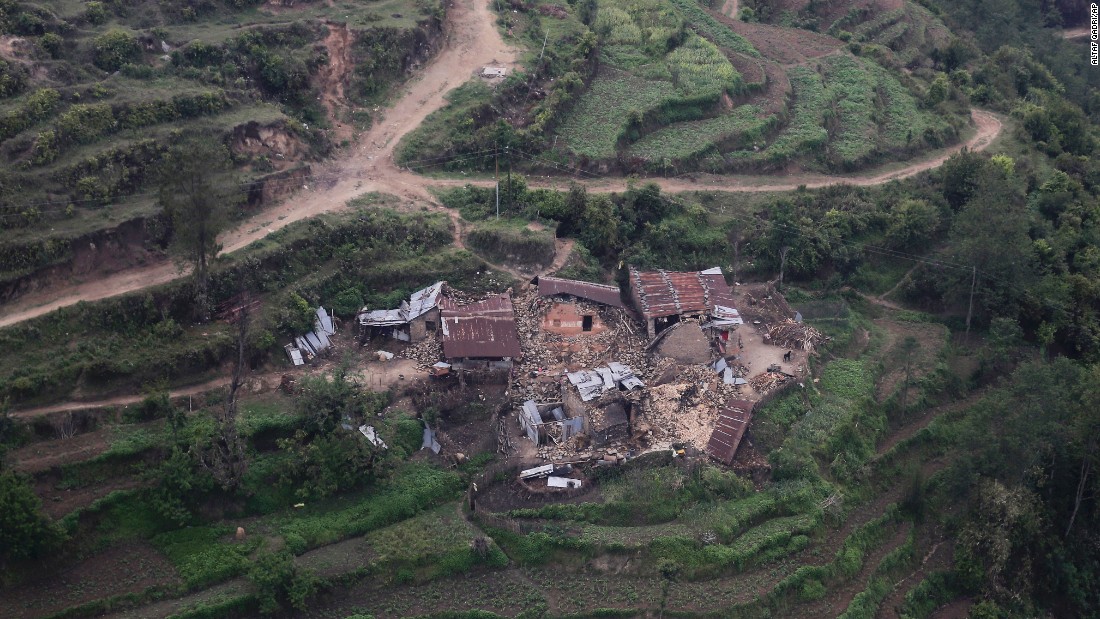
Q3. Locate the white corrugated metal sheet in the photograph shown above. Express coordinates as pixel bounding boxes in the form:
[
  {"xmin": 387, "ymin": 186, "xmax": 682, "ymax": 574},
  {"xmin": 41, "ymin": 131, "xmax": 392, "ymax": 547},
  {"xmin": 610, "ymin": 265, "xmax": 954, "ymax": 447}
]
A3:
[
  {"xmin": 317, "ymin": 307, "xmax": 335, "ymax": 334},
  {"xmin": 358, "ymin": 282, "xmax": 443, "ymax": 327},
  {"xmin": 547, "ymin": 476, "xmax": 582, "ymax": 489},
  {"xmin": 359, "ymin": 425, "xmax": 388, "ymax": 449}
]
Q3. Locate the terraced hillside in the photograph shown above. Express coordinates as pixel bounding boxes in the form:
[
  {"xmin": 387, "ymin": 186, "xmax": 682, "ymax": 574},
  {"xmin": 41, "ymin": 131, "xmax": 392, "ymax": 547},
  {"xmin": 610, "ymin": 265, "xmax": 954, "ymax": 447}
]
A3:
[
  {"xmin": 755, "ymin": 0, "xmax": 952, "ymax": 67},
  {"xmin": 0, "ymin": 0, "xmax": 445, "ymax": 302},
  {"xmin": 398, "ymin": 0, "xmax": 968, "ymax": 176}
]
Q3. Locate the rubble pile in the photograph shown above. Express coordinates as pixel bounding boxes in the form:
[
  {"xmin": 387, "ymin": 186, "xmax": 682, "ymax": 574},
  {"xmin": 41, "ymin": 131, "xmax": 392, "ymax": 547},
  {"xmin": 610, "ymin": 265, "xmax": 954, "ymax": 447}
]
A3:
[
  {"xmin": 640, "ymin": 364, "xmax": 739, "ymax": 450},
  {"xmin": 766, "ymin": 321, "xmax": 825, "ymax": 352},
  {"xmin": 740, "ymin": 286, "xmax": 795, "ymax": 324},
  {"xmin": 749, "ymin": 371, "xmax": 789, "ymax": 394},
  {"xmin": 509, "ymin": 288, "xmax": 650, "ymax": 403},
  {"xmin": 404, "ymin": 337, "xmax": 443, "ymax": 369}
]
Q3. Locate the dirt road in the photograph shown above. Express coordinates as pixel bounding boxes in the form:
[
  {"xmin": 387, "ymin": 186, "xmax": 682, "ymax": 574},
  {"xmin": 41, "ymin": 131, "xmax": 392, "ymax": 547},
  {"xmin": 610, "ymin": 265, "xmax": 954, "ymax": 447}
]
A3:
[
  {"xmin": 0, "ymin": 0, "xmax": 1003, "ymax": 329},
  {"xmin": 0, "ymin": 0, "xmax": 517, "ymax": 328},
  {"xmin": 1063, "ymin": 26, "xmax": 1089, "ymax": 40}
]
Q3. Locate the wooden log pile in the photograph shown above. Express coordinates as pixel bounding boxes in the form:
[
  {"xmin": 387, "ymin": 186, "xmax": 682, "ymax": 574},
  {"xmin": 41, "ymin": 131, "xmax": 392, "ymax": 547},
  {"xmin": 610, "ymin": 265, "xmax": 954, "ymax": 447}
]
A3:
[
  {"xmin": 766, "ymin": 320, "xmax": 824, "ymax": 353},
  {"xmin": 748, "ymin": 371, "xmax": 789, "ymax": 394}
]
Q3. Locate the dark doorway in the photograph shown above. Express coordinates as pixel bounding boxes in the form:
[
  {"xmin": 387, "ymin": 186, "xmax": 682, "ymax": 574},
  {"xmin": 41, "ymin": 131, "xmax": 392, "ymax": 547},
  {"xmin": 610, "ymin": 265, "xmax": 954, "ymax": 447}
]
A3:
[{"xmin": 582, "ymin": 315, "xmax": 593, "ymax": 332}]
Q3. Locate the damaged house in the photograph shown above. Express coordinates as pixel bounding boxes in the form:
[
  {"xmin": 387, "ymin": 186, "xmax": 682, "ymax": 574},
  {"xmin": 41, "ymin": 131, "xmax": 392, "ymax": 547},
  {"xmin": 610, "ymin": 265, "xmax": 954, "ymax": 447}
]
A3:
[
  {"xmin": 534, "ymin": 276, "xmax": 625, "ymax": 336},
  {"xmin": 561, "ymin": 363, "xmax": 644, "ymax": 446},
  {"xmin": 285, "ymin": 306, "xmax": 337, "ymax": 366},
  {"xmin": 357, "ymin": 281, "xmax": 444, "ymax": 343},
  {"xmin": 440, "ymin": 293, "xmax": 523, "ymax": 370},
  {"xmin": 518, "ymin": 400, "xmax": 584, "ymax": 445},
  {"xmin": 629, "ymin": 267, "xmax": 743, "ymax": 338}
]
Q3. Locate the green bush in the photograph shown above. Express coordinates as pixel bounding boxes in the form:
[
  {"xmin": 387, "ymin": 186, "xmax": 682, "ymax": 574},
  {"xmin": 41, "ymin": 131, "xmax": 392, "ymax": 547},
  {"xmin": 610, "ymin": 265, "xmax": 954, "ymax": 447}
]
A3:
[
  {"xmin": 154, "ymin": 526, "xmax": 259, "ymax": 589},
  {"xmin": 0, "ymin": 58, "xmax": 26, "ymax": 98},
  {"xmin": 84, "ymin": 1, "xmax": 108, "ymax": 24},
  {"xmin": 0, "ymin": 471, "xmax": 64, "ymax": 562},
  {"xmin": 92, "ymin": 30, "xmax": 141, "ymax": 72},
  {"xmin": 38, "ymin": 33, "xmax": 62, "ymax": 58},
  {"xmin": 800, "ymin": 578, "xmax": 826, "ymax": 601},
  {"xmin": 248, "ymin": 551, "xmax": 318, "ymax": 614}
]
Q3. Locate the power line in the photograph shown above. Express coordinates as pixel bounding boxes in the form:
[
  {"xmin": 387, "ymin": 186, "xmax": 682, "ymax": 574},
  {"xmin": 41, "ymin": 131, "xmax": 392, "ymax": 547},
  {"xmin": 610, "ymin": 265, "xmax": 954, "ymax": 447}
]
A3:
[{"xmin": 0, "ymin": 142, "xmax": 1078, "ymax": 319}]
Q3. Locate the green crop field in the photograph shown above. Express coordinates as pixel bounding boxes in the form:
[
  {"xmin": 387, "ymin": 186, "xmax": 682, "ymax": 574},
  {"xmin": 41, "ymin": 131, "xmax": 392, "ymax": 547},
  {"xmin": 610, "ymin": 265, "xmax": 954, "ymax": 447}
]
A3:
[
  {"xmin": 727, "ymin": 66, "xmax": 828, "ymax": 165},
  {"xmin": 823, "ymin": 55, "xmax": 878, "ymax": 168},
  {"xmin": 626, "ymin": 103, "xmax": 774, "ymax": 164},
  {"xmin": 556, "ymin": 68, "xmax": 678, "ymax": 159}
]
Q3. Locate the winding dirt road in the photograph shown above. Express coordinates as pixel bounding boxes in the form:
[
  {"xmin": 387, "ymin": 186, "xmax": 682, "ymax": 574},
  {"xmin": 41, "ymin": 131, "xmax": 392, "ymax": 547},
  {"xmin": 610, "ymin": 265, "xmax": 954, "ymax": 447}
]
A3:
[{"xmin": 0, "ymin": 0, "xmax": 1003, "ymax": 329}]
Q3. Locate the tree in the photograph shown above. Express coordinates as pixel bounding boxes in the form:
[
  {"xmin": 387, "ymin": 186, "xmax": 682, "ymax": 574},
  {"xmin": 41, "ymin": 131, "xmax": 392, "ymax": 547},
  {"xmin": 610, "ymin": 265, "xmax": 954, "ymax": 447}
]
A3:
[
  {"xmin": 157, "ymin": 137, "xmax": 239, "ymax": 321},
  {"xmin": 885, "ymin": 198, "xmax": 940, "ymax": 249},
  {"xmin": 1065, "ymin": 365, "xmax": 1100, "ymax": 538},
  {"xmin": 197, "ymin": 300, "xmax": 249, "ymax": 491},
  {"xmin": 899, "ymin": 336, "xmax": 920, "ymax": 411},
  {"xmin": 0, "ymin": 471, "xmax": 62, "ymax": 564}
]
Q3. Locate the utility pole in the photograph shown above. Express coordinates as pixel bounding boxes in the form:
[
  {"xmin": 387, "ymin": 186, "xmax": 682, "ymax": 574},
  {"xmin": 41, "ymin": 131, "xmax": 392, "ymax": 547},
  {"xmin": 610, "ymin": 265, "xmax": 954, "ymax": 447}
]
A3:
[
  {"xmin": 506, "ymin": 146, "xmax": 512, "ymax": 213},
  {"xmin": 495, "ymin": 143, "xmax": 500, "ymax": 219},
  {"xmin": 538, "ymin": 29, "xmax": 549, "ymax": 65},
  {"xmin": 965, "ymin": 266, "xmax": 977, "ymax": 343}
]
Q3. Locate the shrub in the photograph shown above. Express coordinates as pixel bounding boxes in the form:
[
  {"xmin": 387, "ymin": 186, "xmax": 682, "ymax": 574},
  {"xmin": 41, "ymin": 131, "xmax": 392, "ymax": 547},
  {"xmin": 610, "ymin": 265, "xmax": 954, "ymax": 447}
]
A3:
[
  {"xmin": 38, "ymin": 33, "xmax": 62, "ymax": 58},
  {"xmin": 84, "ymin": 1, "xmax": 108, "ymax": 25},
  {"xmin": 0, "ymin": 58, "xmax": 27, "ymax": 98},
  {"xmin": 800, "ymin": 578, "xmax": 826, "ymax": 601},
  {"xmin": 92, "ymin": 30, "xmax": 141, "ymax": 72},
  {"xmin": 248, "ymin": 551, "xmax": 318, "ymax": 614},
  {"xmin": 0, "ymin": 471, "xmax": 63, "ymax": 562},
  {"xmin": 278, "ymin": 292, "xmax": 315, "ymax": 335}
]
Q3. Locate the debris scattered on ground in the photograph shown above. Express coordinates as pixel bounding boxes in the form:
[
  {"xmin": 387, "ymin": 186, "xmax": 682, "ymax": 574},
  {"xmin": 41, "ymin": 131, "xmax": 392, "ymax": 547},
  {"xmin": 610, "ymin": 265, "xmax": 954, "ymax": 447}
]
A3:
[
  {"xmin": 404, "ymin": 336, "xmax": 443, "ymax": 369},
  {"xmin": 748, "ymin": 371, "xmax": 790, "ymax": 394},
  {"xmin": 766, "ymin": 320, "xmax": 825, "ymax": 352}
]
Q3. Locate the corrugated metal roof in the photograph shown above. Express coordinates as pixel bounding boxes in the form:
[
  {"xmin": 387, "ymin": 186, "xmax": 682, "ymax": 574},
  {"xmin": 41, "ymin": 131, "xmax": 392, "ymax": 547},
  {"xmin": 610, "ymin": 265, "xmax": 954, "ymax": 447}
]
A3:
[
  {"xmin": 706, "ymin": 399, "xmax": 755, "ymax": 465},
  {"xmin": 631, "ymin": 267, "xmax": 740, "ymax": 321},
  {"xmin": 359, "ymin": 309, "xmax": 405, "ymax": 326},
  {"xmin": 631, "ymin": 268, "xmax": 679, "ymax": 318},
  {"xmin": 359, "ymin": 281, "xmax": 443, "ymax": 326},
  {"xmin": 439, "ymin": 294, "xmax": 513, "ymax": 314},
  {"xmin": 567, "ymin": 362, "xmax": 643, "ymax": 400},
  {"xmin": 317, "ymin": 307, "xmax": 335, "ymax": 335},
  {"xmin": 536, "ymin": 276, "xmax": 624, "ymax": 308},
  {"xmin": 406, "ymin": 282, "xmax": 444, "ymax": 320},
  {"xmin": 665, "ymin": 271, "xmax": 708, "ymax": 313},
  {"xmin": 440, "ymin": 294, "xmax": 522, "ymax": 359}
]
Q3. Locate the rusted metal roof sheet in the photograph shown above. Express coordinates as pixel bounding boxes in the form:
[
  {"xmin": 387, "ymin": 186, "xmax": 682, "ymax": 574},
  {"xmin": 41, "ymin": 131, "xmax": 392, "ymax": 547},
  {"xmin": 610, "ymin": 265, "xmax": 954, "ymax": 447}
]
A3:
[
  {"xmin": 632, "ymin": 267, "xmax": 742, "ymax": 320},
  {"xmin": 631, "ymin": 268, "xmax": 679, "ymax": 318},
  {"xmin": 665, "ymin": 271, "xmax": 708, "ymax": 313},
  {"xmin": 440, "ymin": 294, "xmax": 512, "ymax": 314},
  {"xmin": 536, "ymin": 276, "xmax": 625, "ymax": 308},
  {"xmin": 440, "ymin": 294, "xmax": 522, "ymax": 359},
  {"xmin": 706, "ymin": 399, "xmax": 755, "ymax": 465},
  {"xmin": 700, "ymin": 267, "xmax": 736, "ymax": 311}
]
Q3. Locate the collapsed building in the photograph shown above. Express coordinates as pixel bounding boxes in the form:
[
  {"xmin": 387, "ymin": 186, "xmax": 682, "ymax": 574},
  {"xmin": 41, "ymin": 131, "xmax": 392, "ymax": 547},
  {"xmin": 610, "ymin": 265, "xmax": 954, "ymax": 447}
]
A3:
[
  {"xmin": 561, "ymin": 363, "xmax": 643, "ymax": 446},
  {"xmin": 284, "ymin": 306, "xmax": 338, "ymax": 365},
  {"xmin": 534, "ymin": 276, "xmax": 625, "ymax": 336},
  {"xmin": 518, "ymin": 400, "xmax": 584, "ymax": 445},
  {"xmin": 357, "ymin": 281, "xmax": 444, "ymax": 343},
  {"xmin": 440, "ymin": 293, "xmax": 523, "ymax": 371}
]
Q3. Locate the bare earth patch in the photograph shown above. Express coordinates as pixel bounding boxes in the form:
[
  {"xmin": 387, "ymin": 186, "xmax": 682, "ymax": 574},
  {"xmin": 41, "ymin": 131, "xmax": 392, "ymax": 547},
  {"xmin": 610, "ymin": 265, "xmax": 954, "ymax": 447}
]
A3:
[{"xmin": 0, "ymin": 540, "xmax": 180, "ymax": 619}]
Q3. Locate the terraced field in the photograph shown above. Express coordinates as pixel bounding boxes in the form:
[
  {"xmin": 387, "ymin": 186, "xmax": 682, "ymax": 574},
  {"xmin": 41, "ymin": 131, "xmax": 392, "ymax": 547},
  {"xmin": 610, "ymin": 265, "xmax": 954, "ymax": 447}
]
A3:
[{"xmin": 547, "ymin": 0, "xmax": 967, "ymax": 174}]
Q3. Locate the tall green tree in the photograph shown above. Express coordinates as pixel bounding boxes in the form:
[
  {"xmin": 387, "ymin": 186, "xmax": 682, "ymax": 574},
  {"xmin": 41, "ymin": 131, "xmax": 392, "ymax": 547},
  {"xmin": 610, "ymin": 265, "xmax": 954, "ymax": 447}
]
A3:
[
  {"xmin": 157, "ymin": 137, "xmax": 240, "ymax": 321},
  {"xmin": 0, "ymin": 471, "xmax": 62, "ymax": 565}
]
